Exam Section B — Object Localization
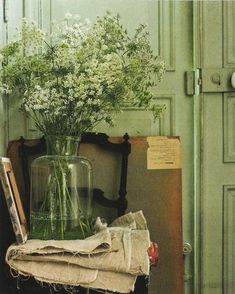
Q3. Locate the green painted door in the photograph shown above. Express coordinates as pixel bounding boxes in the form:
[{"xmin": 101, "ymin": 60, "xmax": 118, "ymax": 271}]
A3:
[
  {"xmin": 41, "ymin": 2, "xmax": 195, "ymax": 293},
  {"xmin": 0, "ymin": 1, "xmax": 195, "ymax": 293},
  {"xmin": 194, "ymin": 1, "xmax": 235, "ymax": 293}
]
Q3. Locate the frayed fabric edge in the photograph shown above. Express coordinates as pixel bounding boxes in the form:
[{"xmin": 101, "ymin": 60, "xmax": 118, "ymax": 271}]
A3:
[{"xmin": 9, "ymin": 269, "xmax": 132, "ymax": 294}]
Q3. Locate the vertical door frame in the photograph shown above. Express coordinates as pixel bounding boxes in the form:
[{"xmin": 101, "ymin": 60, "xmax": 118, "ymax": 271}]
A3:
[{"xmin": 193, "ymin": 1, "xmax": 203, "ymax": 293}]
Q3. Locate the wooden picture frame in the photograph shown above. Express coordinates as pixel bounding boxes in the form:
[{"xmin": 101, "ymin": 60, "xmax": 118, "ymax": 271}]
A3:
[{"xmin": 0, "ymin": 157, "xmax": 28, "ymax": 244}]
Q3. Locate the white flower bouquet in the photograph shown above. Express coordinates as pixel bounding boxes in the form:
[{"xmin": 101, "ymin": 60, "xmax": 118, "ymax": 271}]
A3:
[{"xmin": 0, "ymin": 13, "xmax": 165, "ymax": 136}]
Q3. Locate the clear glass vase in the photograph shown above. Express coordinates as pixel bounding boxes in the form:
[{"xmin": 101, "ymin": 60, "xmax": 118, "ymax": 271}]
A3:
[{"xmin": 30, "ymin": 136, "xmax": 93, "ymax": 240}]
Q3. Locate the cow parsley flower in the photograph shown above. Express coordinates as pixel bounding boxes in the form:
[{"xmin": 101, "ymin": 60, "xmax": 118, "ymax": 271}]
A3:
[{"xmin": 0, "ymin": 13, "xmax": 165, "ymax": 137}]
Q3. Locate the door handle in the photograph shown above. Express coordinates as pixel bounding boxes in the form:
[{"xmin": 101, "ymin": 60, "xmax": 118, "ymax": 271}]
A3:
[{"xmin": 231, "ymin": 72, "xmax": 235, "ymax": 88}]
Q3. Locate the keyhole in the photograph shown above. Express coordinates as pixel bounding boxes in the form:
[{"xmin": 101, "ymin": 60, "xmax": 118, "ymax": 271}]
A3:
[{"xmin": 211, "ymin": 73, "xmax": 221, "ymax": 85}]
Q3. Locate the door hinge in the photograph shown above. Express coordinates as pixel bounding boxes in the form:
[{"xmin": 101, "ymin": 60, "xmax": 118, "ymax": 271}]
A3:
[{"xmin": 185, "ymin": 69, "xmax": 201, "ymax": 96}]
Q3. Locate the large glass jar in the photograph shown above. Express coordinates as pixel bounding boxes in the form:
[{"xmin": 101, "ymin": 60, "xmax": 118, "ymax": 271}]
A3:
[{"xmin": 30, "ymin": 136, "xmax": 93, "ymax": 240}]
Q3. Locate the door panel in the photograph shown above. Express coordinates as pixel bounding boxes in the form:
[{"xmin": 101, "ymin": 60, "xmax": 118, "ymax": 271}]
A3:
[
  {"xmin": 0, "ymin": 0, "xmax": 26, "ymax": 154},
  {"xmin": 201, "ymin": 93, "xmax": 224, "ymax": 293},
  {"xmin": 1, "ymin": 0, "xmax": 26, "ymax": 145},
  {"xmin": 224, "ymin": 1, "xmax": 235, "ymax": 67},
  {"xmin": 97, "ymin": 95, "xmax": 176, "ymax": 136},
  {"xmin": 223, "ymin": 93, "xmax": 235, "ymax": 162},
  {"xmin": 198, "ymin": 1, "xmax": 235, "ymax": 293},
  {"xmin": 223, "ymin": 185, "xmax": 235, "ymax": 294}
]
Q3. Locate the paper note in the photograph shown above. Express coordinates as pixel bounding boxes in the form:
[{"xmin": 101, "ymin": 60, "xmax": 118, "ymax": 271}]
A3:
[{"xmin": 147, "ymin": 136, "xmax": 181, "ymax": 170}]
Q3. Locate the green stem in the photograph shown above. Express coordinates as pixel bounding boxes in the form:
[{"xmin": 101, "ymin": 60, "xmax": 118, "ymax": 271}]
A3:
[{"xmin": 53, "ymin": 161, "xmax": 65, "ymax": 239}]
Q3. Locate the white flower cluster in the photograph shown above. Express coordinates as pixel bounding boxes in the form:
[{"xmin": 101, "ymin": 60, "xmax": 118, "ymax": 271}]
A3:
[
  {"xmin": 0, "ymin": 14, "xmax": 165, "ymax": 136},
  {"xmin": 0, "ymin": 83, "xmax": 12, "ymax": 94}
]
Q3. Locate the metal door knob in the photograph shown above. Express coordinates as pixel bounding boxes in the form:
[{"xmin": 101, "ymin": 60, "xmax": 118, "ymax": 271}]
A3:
[{"xmin": 231, "ymin": 72, "xmax": 235, "ymax": 88}]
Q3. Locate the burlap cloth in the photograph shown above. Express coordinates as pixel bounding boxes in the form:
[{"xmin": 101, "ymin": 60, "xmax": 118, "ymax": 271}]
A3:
[{"xmin": 6, "ymin": 211, "xmax": 150, "ymax": 293}]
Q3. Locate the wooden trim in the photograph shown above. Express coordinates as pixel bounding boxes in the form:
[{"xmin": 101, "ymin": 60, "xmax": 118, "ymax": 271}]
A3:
[{"xmin": 0, "ymin": 157, "xmax": 28, "ymax": 244}]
